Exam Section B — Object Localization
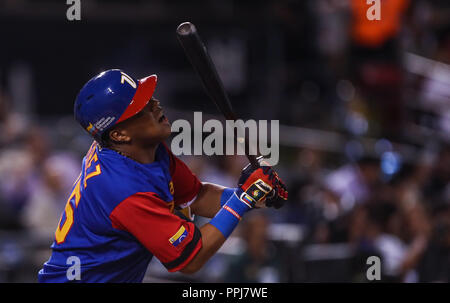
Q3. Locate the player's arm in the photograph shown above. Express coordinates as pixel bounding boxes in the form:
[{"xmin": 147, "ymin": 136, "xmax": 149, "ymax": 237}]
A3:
[
  {"xmin": 189, "ymin": 182, "xmax": 238, "ymax": 218},
  {"xmin": 178, "ymin": 222, "xmax": 225, "ymax": 274},
  {"xmin": 182, "ymin": 160, "xmax": 289, "ymax": 273},
  {"xmin": 164, "ymin": 144, "xmax": 236, "ymax": 218},
  {"xmin": 189, "ymin": 182, "xmax": 223, "ymax": 218},
  {"xmin": 110, "ymin": 193, "xmax": 203, "ymax": 273},
  {"xmin": 108, "ymin": 191, "xmax": 232, "ymax": 275},
  {"xmin": 181, "ymin": 164, "xmax": 282, "ymax": 274},
  {"xmin": 110, "ymin": 161, "xmax": 286, "ymax": 275},
  {"xmin": 167, "ymin": 143, "xmax": 288, "ymax": 218}
]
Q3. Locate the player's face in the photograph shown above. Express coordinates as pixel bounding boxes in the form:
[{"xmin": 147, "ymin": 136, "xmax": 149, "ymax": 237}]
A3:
[{"xmin": 123, "ymin": 97, "xmax": 172, "ymax": 146}]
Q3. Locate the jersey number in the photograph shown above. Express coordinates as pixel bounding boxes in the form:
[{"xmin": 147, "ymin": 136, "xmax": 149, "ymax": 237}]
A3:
[{"xmin": 55, "ymin": 144, "xmax": 101, "ymax": 244}]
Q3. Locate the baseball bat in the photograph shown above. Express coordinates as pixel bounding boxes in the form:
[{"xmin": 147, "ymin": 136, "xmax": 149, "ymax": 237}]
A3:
[{"xmin": 176, "ymin": 21, "xmax": 259, "ymax": 169}]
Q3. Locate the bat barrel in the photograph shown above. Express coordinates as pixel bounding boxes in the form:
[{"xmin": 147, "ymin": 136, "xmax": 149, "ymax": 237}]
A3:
[
  {"xmin": 176, "ymin": 22, "xmax": 236, "ymax": 120},
  {"xmin": 176, "ymin": 22, "xmax": 260, "ymax": 169},
  {"xmin": 176, "ymin": 22, "xmax": 196, "ymax": 36}
]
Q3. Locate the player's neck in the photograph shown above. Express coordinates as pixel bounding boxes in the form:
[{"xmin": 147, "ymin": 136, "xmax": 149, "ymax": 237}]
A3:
[{"xmin": 114, "ymin": 144, "xmax": 158, "ymax": 164}]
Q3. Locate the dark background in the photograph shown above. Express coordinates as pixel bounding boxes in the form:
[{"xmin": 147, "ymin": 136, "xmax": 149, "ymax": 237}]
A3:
[{"xmin": 0, "ymin": 0, "xmax": 449, "ymax": 283}]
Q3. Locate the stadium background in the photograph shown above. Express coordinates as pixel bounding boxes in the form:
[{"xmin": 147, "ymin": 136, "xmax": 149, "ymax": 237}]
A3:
[{"xmin": 0, "ymin": 0, "xmax": 449, "ymax": 282}]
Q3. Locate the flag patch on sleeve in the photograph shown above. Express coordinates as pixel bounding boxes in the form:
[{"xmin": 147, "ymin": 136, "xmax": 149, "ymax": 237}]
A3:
[{"xmin": 169, "ymin": 226, "xmax": 188, "ymax": 247}]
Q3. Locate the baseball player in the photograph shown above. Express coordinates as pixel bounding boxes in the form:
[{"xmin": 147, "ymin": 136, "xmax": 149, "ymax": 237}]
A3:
[{"xmin": 38, "ymin": 69, "xmax": 288, "ymax": 283}]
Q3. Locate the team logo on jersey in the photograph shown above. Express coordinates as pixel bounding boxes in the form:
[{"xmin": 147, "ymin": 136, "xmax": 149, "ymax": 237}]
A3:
[{"xmin": 169, "ymin": 225, "xmax": 188, "ymax": 247}]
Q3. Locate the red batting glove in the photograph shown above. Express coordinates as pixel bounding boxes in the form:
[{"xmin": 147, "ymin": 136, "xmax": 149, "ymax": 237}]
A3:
[{"xmin": 237, "ymin": 157, "xmax": 288, "ymax": 209}]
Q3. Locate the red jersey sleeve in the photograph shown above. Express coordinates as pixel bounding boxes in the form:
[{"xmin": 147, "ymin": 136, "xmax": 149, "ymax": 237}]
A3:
[
  {"xmin": 162, "ymin": 143, "xmax": 202, "ymax": 206},
  {"xmin": 110, "ymin": 192, "xmax": 202, "ymax": 272}
]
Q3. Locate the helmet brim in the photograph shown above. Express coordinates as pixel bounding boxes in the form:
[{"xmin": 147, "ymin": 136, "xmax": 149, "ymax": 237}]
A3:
[{"xmin": 116, "ymin": 74, "xmax": 157, "ymax": 123}]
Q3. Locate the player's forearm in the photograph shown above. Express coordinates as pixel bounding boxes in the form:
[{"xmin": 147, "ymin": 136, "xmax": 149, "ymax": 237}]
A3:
[
  {"xmin": 181, "ymin": 184, "xmax": 234, "ymax": 274},
  {"xmin": 181, "ymin": 184, "xmax": 236, "ymax": 274},
  {"xmin": 180, "ymin": 223, "xmax": 226, "ymax": 274},
  {"xmin": 181, "ymin": 189, "xmax": 251, "ymax": 274},
  {"xmin": 181, "ymin": 162, "xmax": 285, "ymax": 275},
  {"xmin": 190, "ymin": 182, "xmax": 227, "ymax": 218}
]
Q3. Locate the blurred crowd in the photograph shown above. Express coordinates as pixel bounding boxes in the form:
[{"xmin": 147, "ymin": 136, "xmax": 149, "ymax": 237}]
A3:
[
  {"xmin": 176, "ymin": 144, "xmax": 449, "ymax": 283},
  {"xmin": 0, "ymin": 0, "xmax": 449, "ymax": 282}
]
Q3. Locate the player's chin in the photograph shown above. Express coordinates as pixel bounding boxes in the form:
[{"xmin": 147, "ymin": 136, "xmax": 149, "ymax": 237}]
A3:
[
  {"xmin": 150, "ymin": 117, "xmax": 172, "ymax": 138},
  {"xmin": 153, "ymin": 125, "xmax": 171, "ymax": 143},
  {"xmin": 160, "ymin": 120, "xmax": 172, "ymax": 138},
  {"xmin": 141, "ymin": 125, "xmax": 171, "ymax": 145}
]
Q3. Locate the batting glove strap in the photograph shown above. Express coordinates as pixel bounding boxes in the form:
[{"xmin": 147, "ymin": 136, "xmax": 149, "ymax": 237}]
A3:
[
  {"xmin": 237, "ymin": 179, "xmax": 273, "ymax": 207},
  {"xmin": 209, "ymin": 191, "xmax": 251, "ymax": 238}
]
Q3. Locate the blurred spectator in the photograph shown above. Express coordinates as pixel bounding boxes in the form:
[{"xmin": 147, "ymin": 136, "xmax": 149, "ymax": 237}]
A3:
[
  {"xmin": 20, "ymin": 153, "xmax": 80, "ymax": 238},
  {"xmin": 324, "ymin": 156, "xmax": 381, "ymax": 210},
  {"xmin": 0, "ymin": 90, "xmax": 29, "ymax": 148},
  {"xmin": 364, "ymin": 202, "xmax": 408, "ymax": 281},
  {"xmin": 417, "ymin": 204, "xmax": 450, "ymax": 282},
  {"xmin": 224, "ymin": 212, "xmax": 281, "ymax": 283},
  {"xmin": 423, "ymin": 145, "xmax": 450, "ymax": 208},
  {"xmin": 350, "ymin": 0, "xmax": 410, "ymax": 48},
  {"xmin": 0, "ymin": 147, "xmax": 35, "ymax": 228},
  {"xmin": 349, "ymin": 0, "xmax": 410, "ymax": 138},
  {"xmin": 283, "ymin": 148, "xmax": 328, "ymax": 225},
  {"xmin": 349, "ymin": 199, "xmax": 431, "ymax": 282},
  {"xmin": 0, "ymin": 125, "xmax": 80, "ymax": 233}
]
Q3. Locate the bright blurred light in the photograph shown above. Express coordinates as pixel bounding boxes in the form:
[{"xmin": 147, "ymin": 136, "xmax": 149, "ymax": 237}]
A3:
[{"xmin": 381, "ymin": 151, "xmax": 402, "ymax": 176}]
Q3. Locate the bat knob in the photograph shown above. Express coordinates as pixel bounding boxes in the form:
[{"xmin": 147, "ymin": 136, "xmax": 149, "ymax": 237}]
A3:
[{"xmin": 177, "ymin": 22, "xmax": 196, "ymax": 35}]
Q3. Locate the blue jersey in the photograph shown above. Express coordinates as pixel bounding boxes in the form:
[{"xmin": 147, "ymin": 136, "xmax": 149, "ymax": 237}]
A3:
[{"xmin": 38, "ymin": 142, "xmax": 202, "ymax": 282}]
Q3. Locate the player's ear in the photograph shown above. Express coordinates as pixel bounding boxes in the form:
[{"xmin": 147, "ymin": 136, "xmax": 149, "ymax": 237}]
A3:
[{"xmin": 109, "ymin": 128, "xmax": 131, "ymax": 144}]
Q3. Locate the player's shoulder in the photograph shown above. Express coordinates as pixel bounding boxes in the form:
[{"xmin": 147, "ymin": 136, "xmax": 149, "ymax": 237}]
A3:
[
  {"xmin": 96, "ymin": 147, "xmax": 152, "ymax": 188},
  {"xmin": 80, "ymin": 145, "xmax": 152, "ymax": 203},
  {"xmin": 82, "ymin": 142, "xmax": 172, "ymax": 196}
]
